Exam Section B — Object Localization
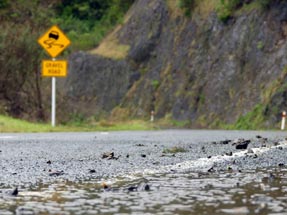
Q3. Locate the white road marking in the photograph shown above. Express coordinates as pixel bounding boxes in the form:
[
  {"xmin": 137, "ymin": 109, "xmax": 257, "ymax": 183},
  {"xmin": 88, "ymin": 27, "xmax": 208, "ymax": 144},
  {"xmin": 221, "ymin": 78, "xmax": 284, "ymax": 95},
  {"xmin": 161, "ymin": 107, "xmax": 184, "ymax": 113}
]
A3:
[{"xmin": 0, "ymin": 136, "xmax": 14, "ymax": 139}]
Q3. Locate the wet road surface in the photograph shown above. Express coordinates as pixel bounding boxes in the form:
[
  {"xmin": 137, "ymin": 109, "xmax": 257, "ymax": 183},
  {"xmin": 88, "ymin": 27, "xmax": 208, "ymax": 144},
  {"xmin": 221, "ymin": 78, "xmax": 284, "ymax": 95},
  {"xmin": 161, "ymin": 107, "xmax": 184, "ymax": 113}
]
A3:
[{"xmin": 1, "ymin": 130, "xmax": 287, "ymax": 214}]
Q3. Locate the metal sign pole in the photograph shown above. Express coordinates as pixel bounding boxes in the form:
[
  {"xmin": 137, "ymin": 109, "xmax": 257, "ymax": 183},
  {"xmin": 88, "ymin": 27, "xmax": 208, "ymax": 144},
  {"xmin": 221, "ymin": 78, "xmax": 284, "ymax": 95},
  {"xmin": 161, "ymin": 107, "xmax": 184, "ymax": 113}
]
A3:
[
  {"xmin": 51, "ymin": 58, "xmax": 56, "ymax": 127},
  {"xmin": 51, "ymin": 76, "xmax": 56, "ymax": 127}
]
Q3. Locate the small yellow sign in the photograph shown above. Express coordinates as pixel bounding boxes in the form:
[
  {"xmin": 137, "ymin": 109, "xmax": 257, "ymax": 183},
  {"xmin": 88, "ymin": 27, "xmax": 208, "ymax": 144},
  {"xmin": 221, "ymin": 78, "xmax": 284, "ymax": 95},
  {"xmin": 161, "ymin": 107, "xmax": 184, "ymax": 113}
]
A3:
[
  {"xmin": 42, "ymin": 60, "xmax": 67, "ymax": 77},
  {"xmin": 38, "ymin": 25, "xmax": 71, "ymax": 58}
]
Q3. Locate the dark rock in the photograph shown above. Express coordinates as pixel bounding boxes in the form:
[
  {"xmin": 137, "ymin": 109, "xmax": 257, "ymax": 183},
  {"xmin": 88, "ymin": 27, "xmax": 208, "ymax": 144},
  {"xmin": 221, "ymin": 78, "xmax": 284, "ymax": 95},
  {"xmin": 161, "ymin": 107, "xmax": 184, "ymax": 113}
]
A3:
[
  {"xmin": 279, "ymin": 146, "xmax": 283, "ymax": 150},
  {"xmin": 207, "ymin": 155, "xmax": 212, "ymax": 159},
  {"xmin": 207, "ymin": 166, "xmax": 215, "ymax": 173},
  {"xmin": 136, "ymin": 144, "xmax": 145, "ymax": 147},
  {"xmin": 126, "ymin": 154, "xmax": 129, "ymax": 158},
  {"xmin": 49, "ymin": 170, "xmax": 64, "ymax": 176},
  {"xmin": 11, "ymin": 188, "xmax": 18, "ymax": 196},
  {"xmin": 235, "ymin": 140, "xmax": 250, "ymax": 149},
  {"xmin": 102, "ymin": 152, "xmax": 120, "ymax": 160},
  {"xmin": 226, "ymin": 152, "xmax": 233, "ymax": 156},
  {"xmin": 141, "ymin": 154, "xmax": 146, "ymax": 158},
  {"xmin": 274, "ymin": 142, "xmax": 280, "ymax": 146},
  {"xmin": 256, "ymin": 135, "xmax": 262, "ymax": 139},
  {"xmin": 46, "ymin": 160, "xmax": 52, "ymax": 164},
  {"xmin": 144, "ymin": 184, "xmax": 150, "ymax": 191},
  {"xmin": 102, "ymin": 152, "xmax": 114, "ymax": 159},
  {"xmin": 128, "ymin": 186, "xmax": 137, "ymax": 192},
  {"xmin": 89, "ymin": 169, "xmax": 96, "ymax": 173},
  {"xmin": 278, "ymin": 163, "xmax": 284, "ymax": 167},
  {"xmin": 102, "ymin": 182, "xmax": 111, "ymax": 191},
  {"xmin": 220, "ymin": 140, "xmax": 231, "ymax": 145}
]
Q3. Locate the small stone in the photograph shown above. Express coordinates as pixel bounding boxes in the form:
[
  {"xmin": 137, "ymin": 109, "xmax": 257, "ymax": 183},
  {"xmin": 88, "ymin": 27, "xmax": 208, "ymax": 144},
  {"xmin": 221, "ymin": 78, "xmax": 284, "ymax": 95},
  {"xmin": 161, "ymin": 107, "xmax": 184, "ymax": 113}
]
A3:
[
  {"xmin": 207, "ymin": 155, "xmax": 212, "ymax": 159},
  {"xmin": 128, "ymin": 186, "xmax": 137, "ymax": 192},
  {"xmin": 89, "ymin": 169, "xmax": 96, "ymax": 173},
  {"xmin": 141, "ymin": 154, "xmax": 146, "ymax": 158},
  {"xmin": 278, "ymin": 163, "xmax": 284, "ymax": 167},
  {"xmin": 126, "ymin": 154, "xmax": 129, "ymax": 158},
  {"xmin": 226, "ymin": 152, "xmax": 233, "ymax": 156},
  {"xmin": 11, "ymin": 188, "xmax": 18, "ymax": 196},
  {"xmin": 208, "ymin": 166, "xmax": 215, "ymax": 172},
  {"xmin": 220, "ymin": 140, "xmax": 231, "ymax": 145},
  {"xmin": 102, "ymin": 152, "xmax": 114, "ymax": 159},
  {"xmin": 144, "ymin": 184, "xmax": 150, "ymax": 191},
  {"xmin": 49, "ymin": 170, "xmax": 64, "ymax": 176},
  {"xmin": 256, "ymin": 135, "xmax": 262, "ymax": 139},
  {"xmin": 279, "ymin": 146, "xmax": 283, "ymax": 150},
  {"xmin": 235, "ymin": 140, "xmax": 250, "ymax": 150},
  {"xmin": 46, "ymin": 160, "xmax": 52, "ymax": 164},
  {"xmin": 102, "ymin": 182, "xmax": 111, "ymax": 191}
]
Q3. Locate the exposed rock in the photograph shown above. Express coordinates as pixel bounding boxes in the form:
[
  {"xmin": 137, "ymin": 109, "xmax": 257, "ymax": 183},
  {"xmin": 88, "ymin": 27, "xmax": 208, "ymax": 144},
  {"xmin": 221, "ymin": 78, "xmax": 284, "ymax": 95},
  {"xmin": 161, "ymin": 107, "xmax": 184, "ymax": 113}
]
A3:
[
  {"xmin": 234, "ymin": 139, "xmax": 250, "ymax": 150},
  {"xmin": 61, "ymin": 0, "xmax": 287, "ymax": 127}
]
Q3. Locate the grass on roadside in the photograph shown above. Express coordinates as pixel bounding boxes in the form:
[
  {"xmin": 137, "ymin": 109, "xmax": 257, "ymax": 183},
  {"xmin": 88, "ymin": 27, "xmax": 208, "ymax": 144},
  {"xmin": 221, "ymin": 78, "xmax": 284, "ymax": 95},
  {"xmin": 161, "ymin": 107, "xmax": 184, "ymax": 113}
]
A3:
[
  {"xmin": 162, "ymin": 146, "xmax": 188, "ymax": 154},
  {"xmin": 0, "ymin": 115, "xmax": 155, "ymax": 133}
]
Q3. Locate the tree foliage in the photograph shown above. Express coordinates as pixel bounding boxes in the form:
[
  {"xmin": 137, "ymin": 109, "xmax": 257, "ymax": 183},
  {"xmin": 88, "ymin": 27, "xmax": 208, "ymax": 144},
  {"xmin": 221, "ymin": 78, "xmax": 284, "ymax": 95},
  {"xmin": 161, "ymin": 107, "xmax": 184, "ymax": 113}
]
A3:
[{"xmin": 0, "ymin": 0, "xmax": 134, "ymax": 120}]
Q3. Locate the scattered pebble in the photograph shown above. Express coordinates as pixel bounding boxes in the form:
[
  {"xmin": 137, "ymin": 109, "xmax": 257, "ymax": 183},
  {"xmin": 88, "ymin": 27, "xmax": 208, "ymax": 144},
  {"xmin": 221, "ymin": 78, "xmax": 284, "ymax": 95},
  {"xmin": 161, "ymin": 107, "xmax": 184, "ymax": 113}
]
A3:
[{"xmin": 11, "ymin": 188, "xmax": 18, "ymax": 196}]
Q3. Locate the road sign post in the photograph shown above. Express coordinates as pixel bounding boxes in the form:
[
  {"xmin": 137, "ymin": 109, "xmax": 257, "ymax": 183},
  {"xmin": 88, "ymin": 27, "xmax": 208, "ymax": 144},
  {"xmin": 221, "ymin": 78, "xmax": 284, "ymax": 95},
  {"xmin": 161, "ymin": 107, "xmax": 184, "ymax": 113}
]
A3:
[
  {"xmin": 38, "ymin": 25, "xmax": 70, "ymax": 127},
  {"xmin": 52, "ymin": 76, "xmax": 56, "ymax": 127}
]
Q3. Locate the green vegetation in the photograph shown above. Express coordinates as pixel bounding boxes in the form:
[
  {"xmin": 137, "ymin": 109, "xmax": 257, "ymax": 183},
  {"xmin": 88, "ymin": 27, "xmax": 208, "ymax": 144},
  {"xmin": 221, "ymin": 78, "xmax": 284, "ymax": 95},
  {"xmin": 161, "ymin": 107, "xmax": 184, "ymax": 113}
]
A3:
[
  {"xmin": 151, "ymin": 80, "xmax": 160, "ymax": 89},
  {"xmin": 162, "ymin": 146, "xmax": 188, "ymax": 154},
  {"xmin": 0, "ymin": 115, "xmax": 154, "ymax": 132},
  {"xmin": 179, "ymin": 0, "xmax": 195, "ymax": 17},
  {"xmin": 216, "ymin": 0, "xmax": 243, "ymax": 22},
  {"xmin": 216, "ymin": 0, "xmax": 276, "ymax": 23},
  {"xmin": 226, "ymin": 104, "xmax": 266, "ymax": 130},
  {"xmin": 52, "ymin": 0, "xmax": 135, "ymax": 51},
  {"xmin": 257, "ymin": 41, "xmax": 264, "ymax": 50},
  {"xmin": 0, "ymin": 0, "xmax": 134, "ymax": 122}
]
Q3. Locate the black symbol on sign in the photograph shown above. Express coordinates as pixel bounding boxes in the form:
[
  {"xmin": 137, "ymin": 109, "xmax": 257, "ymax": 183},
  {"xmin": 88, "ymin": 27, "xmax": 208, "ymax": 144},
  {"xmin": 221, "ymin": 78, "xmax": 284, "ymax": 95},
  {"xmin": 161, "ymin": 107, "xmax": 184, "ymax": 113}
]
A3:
[{"xmin": 44, "ymin": 31, "xmax": 64, "ymax": 49}]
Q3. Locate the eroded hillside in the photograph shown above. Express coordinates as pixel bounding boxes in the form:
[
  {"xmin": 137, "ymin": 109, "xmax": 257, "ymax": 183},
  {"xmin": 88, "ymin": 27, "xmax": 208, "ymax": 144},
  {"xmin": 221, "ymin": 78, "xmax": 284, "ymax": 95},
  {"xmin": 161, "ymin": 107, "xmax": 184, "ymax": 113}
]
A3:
[{"xmin": 63, "ymin": 0, "xmax": 287, "ymax": 129}]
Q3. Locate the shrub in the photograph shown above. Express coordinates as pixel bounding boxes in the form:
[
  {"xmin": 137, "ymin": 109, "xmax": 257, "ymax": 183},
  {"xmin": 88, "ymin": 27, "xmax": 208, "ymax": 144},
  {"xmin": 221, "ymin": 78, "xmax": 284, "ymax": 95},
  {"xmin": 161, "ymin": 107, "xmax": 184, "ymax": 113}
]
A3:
[
  {"xmin": 179, "ymin": 0, "xmax": 195, "ymax": 17},
  {"xmin": 217, "ymin": 0, "xmax": 244, "ymax": 23},
  {"xmin": 257, "ymin": 0, "xmax": 272, "ymax": 9}
]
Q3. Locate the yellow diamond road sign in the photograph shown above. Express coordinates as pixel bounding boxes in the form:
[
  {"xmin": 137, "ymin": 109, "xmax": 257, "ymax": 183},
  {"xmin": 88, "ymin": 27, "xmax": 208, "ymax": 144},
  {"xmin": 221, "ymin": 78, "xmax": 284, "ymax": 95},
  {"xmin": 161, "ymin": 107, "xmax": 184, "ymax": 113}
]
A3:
[
  {"xmin": 38, "ymin": 25, "xmax": 71, "ymax": 58},
  {"xmin": 42, "ymin": 60, "xmax": 67, "ymax": 77}
]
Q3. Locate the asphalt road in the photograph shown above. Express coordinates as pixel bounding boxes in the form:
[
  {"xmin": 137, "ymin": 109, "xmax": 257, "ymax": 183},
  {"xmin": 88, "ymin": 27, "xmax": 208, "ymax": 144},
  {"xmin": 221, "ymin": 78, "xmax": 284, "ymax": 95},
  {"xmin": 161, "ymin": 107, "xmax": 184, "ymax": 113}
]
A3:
[{"xmin": 1, "ymin": 130, "xmax": 287, "ymax": 188}]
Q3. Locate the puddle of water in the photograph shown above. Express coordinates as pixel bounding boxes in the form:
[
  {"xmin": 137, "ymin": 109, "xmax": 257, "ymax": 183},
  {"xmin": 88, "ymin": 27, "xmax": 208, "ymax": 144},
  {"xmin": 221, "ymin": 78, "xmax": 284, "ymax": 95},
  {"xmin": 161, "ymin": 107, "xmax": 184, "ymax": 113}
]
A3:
[{"xmin": 1, "ymin": 168, "xmax": 287, "ymax": 215}]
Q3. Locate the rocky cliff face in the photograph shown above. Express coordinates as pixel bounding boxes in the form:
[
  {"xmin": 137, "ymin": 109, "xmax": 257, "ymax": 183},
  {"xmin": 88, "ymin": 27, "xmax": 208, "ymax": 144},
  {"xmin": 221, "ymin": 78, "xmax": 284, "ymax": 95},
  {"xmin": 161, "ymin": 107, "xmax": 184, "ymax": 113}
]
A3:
[{"xmin": 63, "ymin": 0, "xmax": 287, "ymax": 128}]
